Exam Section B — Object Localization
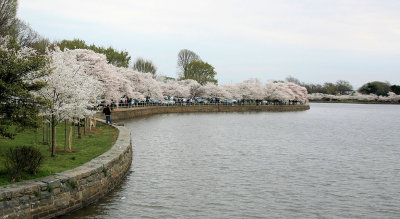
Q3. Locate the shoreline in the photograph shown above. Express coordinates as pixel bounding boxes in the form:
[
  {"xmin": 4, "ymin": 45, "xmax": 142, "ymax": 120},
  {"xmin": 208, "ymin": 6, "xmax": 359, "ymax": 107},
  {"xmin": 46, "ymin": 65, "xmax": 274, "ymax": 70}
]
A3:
[
  {"xmin": 98, "ymin": 105, "xmax": 311, "ymax": 121},
  {"xmin": 0, "ymin": 105, "xmax": 308, "ymax": 218},
  {"xmin": 309, "ymin": 100, "xmax": 400, "ymax": 104}
]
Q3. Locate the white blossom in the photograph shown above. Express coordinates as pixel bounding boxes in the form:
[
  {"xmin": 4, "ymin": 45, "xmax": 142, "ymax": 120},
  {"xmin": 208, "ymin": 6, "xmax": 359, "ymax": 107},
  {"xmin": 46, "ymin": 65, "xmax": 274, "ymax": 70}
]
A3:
[{"xmin": 34, "ymin": 48, "xmax": 104, "ymax": 122}]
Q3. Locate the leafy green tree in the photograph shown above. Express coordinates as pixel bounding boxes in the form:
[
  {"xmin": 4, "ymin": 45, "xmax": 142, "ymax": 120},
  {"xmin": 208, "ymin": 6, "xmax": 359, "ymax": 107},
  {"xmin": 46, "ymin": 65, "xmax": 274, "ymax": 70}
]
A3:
[
  {"xmin": 30, "ymin": 38, "xmax": 51, "ymax": 55},
  {"xmin": 323, "ymin": 82, "xmax": 338, "ymax": 94},
  {"xmin": 335, "ymin": 80, "xmax": 353, "ymax": 95},
  {"xmin": 390, "ymin": 85, "xmax": 400, "ymax": 95},
  {"xmin": 56, "ymin": 38, "xmax": 131, "ymax": 67},
  {"xmin": 133, "ymin": 57, "xmax": 157, "ymax": 75},
  {"xmin": 358, "ymin": 81, "xmax": 391, "ymax": 96},
  {"xmin": 90, "ymin": 45, "xmax": 131, "ymax": 67},
  {"xmin": 182, "ymin": 61, "xmax": 217, "ymax": 85},
  {"xmin": 0, "ymin": 37, "xmax": 49, "ymax": 138},
  {"xmin": 177, "ymin": 49, "xmax": 201, "ymax": 77},
  {"xmin": 56, "ymin": 38, "xmax": 86, "ymax": 50}
]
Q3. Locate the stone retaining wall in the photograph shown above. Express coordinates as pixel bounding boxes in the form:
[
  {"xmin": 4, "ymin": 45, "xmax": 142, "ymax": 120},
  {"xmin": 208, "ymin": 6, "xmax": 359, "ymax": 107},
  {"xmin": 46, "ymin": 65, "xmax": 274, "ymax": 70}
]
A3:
[
  {"xmin": 96, "ymin": 105, "xmax": 310, "ymax": 121},
  {"xmin": 0, "ymin": 125, "xmax": 132, "ymax": 219}
]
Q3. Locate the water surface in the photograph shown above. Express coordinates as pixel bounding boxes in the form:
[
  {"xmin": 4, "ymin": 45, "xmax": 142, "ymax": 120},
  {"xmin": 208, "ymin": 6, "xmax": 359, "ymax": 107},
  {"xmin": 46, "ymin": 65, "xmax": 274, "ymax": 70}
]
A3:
[{"xmin": 66, "ymin": 103, "xmax": 400, "ymax": 218}]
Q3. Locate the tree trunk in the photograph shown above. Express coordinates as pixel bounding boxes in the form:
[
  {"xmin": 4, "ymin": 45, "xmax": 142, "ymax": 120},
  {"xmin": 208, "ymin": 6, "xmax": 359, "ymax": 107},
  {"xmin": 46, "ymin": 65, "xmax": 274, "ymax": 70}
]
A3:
[
  {"xmin": 45, "ymin": 121, "xmax": 48, "ymax": 145},
  {"xmin": 69, "ymin": 127, "xmax": 72, "ymax": 152},
  {"xmin": 94, "ymin": 115, "xmax": 96, "ymax": 127},
  {"xmin": 84, "ymin": 117, "xmax": 86, "ymax": 135},
  {"xmin": 64, "ymin": 119, "xmax": 68, "ymax": 152},
  {"xmin": 42, "ymin": 117, "xmax": 45, "ymax": 143},
  {"xmin": 78, "ymin": 118, "xmax": 81, "ymax": 139},
  {"xmin": 51, "ymin": 114, "xmax": 56, "ymax": 157},
  {"xmin": 48, "ymin": 122, "xmax": 50, "ymax": 146},
  {"xmin": 54, "ymin": 126, "xmax": 57, "ymax": 145}
]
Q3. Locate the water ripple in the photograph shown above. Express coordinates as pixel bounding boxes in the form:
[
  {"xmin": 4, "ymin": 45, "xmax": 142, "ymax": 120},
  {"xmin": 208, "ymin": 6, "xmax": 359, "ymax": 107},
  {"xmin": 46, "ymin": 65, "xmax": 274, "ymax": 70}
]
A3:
[{"xmin": 66, "ymin": 103, "xmax": 400, "ymax": 218}]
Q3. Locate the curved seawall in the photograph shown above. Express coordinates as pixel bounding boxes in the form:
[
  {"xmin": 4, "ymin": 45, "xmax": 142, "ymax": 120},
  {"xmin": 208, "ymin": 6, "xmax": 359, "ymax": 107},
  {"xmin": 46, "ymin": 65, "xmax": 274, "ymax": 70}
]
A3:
[
  {"xmin": 0, "ymin": 125, "xmax": 132, "ymax": 219},
  {"xmin": 97, "ymin": 105, "xmax": 310, "ymax": 121}
]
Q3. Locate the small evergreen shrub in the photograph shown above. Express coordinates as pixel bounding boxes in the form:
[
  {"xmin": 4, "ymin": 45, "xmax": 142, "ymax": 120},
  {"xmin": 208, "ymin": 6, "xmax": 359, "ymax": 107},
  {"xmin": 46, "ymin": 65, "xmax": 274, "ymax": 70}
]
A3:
[
  {"xmin": 4, "ymin": 146, "xmax": 44, "ymax": 182},
  {"xmin": 25, "ymin": 147, "xmax": 44, "ymax": 175},
  {"xmin": 4, "ymin": 147, "xmax": 26, "ymax": 182}
]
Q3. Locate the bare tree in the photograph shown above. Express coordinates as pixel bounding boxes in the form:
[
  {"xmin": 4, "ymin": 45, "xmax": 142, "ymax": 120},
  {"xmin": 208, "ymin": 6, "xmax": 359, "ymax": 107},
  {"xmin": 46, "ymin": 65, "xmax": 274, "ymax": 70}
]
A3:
[
  {"xmin": 14, "ymin": 19, "xmax": 43, "ymax": 46},
  {"xmin": 133, "ymin": 57, "xmax": 157, "ymax": 75},
  {"xmin": 285, "ymin": 75, "xmax": 302, "ymax": 85},
  {"xmin": 0, "ymin": 0, "xmax": 48, "ymax": 53},
  {"xmin": 0, "ymin": 0, "xmax": 18, "ymax": 36},
  {"xmin": 336, "ymin": 80, "xmax": 353, "ymax": 95},
  {"xmin": 177, "ymin": 49, "xmax": 201, "ymax": 77}
]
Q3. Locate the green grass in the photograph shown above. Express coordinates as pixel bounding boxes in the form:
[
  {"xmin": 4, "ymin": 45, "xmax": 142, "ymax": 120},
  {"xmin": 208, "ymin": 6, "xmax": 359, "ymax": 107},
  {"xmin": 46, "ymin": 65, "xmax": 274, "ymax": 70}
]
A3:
[{"xmin": 0, "ymin": 121, "xmax": 118, "ymax": 186}]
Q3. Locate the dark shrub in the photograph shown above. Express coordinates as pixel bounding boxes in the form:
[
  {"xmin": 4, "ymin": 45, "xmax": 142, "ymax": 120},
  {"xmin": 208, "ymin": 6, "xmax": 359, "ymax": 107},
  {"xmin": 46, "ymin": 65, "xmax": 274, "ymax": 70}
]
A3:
[
  {"xmin": 4, "ymin": 146, "xmax": 44, "ymax": 182},
  {"xmin": 4, "ymin": 147, "xmax": 26, "ymax": 182},
  {"xmin": 25, "ymin": 147, "xmax": 44, "ymax": 175}
]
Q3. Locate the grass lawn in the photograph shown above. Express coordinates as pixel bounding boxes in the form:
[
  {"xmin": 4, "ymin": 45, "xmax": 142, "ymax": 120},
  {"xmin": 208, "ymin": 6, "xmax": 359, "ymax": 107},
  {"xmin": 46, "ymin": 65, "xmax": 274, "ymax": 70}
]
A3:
[{"xmin": 0, "ymin": 121, "xmax": 118, "ymax": 186}]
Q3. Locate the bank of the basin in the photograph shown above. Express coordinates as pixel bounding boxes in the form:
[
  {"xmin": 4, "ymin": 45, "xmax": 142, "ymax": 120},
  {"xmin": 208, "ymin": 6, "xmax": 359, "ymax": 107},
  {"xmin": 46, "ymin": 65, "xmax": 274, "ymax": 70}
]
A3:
[
  {"xmin": 309, "ymin": 100, "xmax": 400, "ymax": 104},
  {"xmin": 0, "ymin": 125, "xmax": 132, "ymax": 219},
  {"xmin": 96, "ymin": 105, "xmax": 310, "ymax": 121}
]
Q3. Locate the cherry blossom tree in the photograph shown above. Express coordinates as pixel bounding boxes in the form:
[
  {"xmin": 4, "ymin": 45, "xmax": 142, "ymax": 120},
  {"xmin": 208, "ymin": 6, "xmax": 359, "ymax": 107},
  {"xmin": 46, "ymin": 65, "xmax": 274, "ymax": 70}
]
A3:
[
  {"xmin": 286, "ymin": 82, "xmax": 308, "ymax": 103},
  {"xmin": 307, "ymin": 93, "xmax": 325, "ymax": 101},
  {"xmin": 379, "ymin": 92, "xmax": 400, "ymax": 102},
  {"xmin": 72, "ymin": 49, "xmax": 133, "ymax": 104},
  {"xmin": 199, "ymin": 82, "xmax": 232, "ymax": 100},
  {"xmin": 34, "ymin": 48, "xmax": 104, "ymax": 156},
  {"xmin": 307, "ymin": 92, "xmax": 383, "ymax": 102},
  {"xmin": 220, "ymin": 84, "xmax": 241, "ymax": 100},
  {"xmin": 264, "ymin": 82, "xmax": 295, "ymax": 103},
  {"xmin": 158, "ymin": 77, "xmax": 190, "ymax": 98},
  {"xmin": 137, "ymin": 72, "xmax": 163, "ymax": 100},
  {"xmin": 178, "ymin": 79, "xmax": 202, "ymax": 98},
  {"xmin": 237, "ymin": 78, "xmax": 264, "ymax": 101}
]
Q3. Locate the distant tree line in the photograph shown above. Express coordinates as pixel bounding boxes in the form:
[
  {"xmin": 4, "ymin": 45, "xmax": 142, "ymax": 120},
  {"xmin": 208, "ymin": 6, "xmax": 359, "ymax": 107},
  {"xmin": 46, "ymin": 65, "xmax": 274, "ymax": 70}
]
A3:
[
  {"xmin": 285, "ymin": 76, "xmax": 400, "ymax": 96},
  {"xmin": 55, "ymin": 39, "xmax": 131, "ymax": 68}
]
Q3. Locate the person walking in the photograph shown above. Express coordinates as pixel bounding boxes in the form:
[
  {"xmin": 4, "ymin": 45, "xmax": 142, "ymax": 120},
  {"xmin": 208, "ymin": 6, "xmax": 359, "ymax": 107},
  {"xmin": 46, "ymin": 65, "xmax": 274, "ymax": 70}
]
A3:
[{"xmin": 103, "ymin": 105, "xmax": 112, "ymax": 124}]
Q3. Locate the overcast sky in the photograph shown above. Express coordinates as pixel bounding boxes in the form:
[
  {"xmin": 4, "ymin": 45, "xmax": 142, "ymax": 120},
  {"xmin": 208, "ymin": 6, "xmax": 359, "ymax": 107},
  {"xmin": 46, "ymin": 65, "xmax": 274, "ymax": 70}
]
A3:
[{"xmin": 18, "ymin": 0, "xmax": 400, "ymax": 88}]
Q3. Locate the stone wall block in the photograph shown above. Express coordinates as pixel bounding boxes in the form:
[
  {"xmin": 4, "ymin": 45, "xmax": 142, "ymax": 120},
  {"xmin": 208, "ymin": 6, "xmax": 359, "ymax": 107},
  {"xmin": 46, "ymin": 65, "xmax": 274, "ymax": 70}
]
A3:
[{"xmin": 18, "ymin": 196, "xmax": 29, "ymax": 205}]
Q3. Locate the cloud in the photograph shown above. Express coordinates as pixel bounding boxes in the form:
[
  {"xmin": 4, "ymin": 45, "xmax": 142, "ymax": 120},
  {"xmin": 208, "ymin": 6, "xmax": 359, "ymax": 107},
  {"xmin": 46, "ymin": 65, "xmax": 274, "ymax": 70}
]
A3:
[
  {"xmin": 19, "ymin": 0, "xmax": 400, "ymax": 54},
  {"xmin": 18, "ymin": 0, "xmax": 400, "ymax": 87}
]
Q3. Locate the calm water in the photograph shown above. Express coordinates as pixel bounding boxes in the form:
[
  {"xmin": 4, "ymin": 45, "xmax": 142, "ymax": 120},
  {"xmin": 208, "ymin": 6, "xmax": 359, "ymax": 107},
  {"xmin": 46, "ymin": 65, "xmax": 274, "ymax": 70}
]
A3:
[{"xmin": 66, "ymin": 103, "xmax": 400, "ymax": 218}]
